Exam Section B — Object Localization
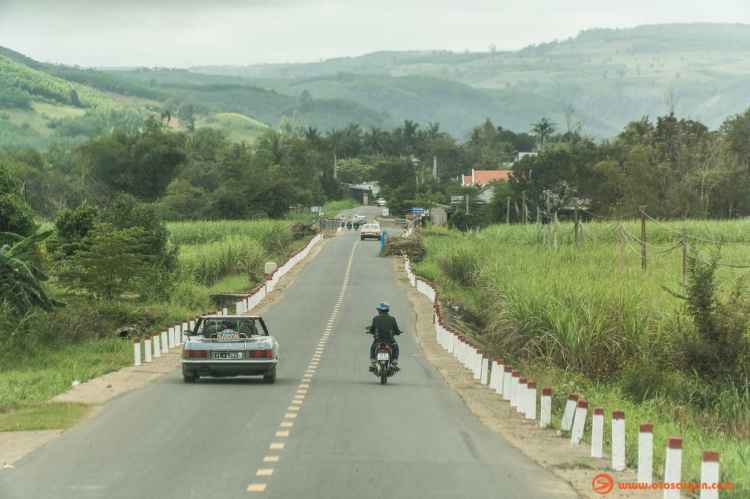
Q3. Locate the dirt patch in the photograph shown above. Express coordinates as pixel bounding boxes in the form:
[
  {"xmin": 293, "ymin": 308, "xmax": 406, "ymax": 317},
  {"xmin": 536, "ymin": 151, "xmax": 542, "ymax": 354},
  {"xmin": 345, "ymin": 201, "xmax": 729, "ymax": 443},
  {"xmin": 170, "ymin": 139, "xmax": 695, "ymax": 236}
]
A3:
[
  {"xmin": 0, "ymin": 430, "xmax": 63, "ymax": 468},
  {"xmin": 393, "ymin": 258, "xmax": 660, "ymax": 499}
]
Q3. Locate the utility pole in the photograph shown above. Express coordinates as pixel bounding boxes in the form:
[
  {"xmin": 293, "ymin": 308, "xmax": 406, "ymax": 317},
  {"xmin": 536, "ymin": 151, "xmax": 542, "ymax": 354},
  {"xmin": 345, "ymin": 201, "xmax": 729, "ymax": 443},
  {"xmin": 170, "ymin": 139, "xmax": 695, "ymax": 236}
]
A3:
[
  {"xmin": 333, "ymin": 152, "xmax": 337, "ymax": 179},
  {"xmin": 640, "ymin": 207, "xmax": 647, "ymax": 271},
  {"xmin": 553, "ymin": 212, "xmax": 558, "ymax": 249},
  {"xmin": 522, "ymin": 191, "xmax": 527, "ymax": 225},
  {"xmin": 506, "ymin": 198, "xmax": 511, "ymax": 225},
  {"xmin": 574, "ymin": 201, "xmax": 579, "ymax": 246},
  {"xmin": 536, "ymin": 207, "xmax": 541, "ymax": 245},
  {"xmin": 466, "ymin": 194, "xmax": 469, "ymax": 215},
  {"xmin": 433, "ymin": 156, "xmax": 437, "ymax": 180}
]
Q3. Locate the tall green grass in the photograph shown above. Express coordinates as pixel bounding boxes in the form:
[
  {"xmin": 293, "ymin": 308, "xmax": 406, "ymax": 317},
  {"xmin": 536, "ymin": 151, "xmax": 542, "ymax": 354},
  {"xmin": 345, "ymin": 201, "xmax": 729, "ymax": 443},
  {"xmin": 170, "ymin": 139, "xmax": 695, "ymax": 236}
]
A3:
[
  {"xmin": 167, "ymin": 219, "xmax": 293, "ymax": 247},
  {"xmin": 413, "ymin": 220, "xmax": 750, "ymax": 494},
  {"xmin": 179, "ymin": 236, "xmax": 268, "ymax": 286}
]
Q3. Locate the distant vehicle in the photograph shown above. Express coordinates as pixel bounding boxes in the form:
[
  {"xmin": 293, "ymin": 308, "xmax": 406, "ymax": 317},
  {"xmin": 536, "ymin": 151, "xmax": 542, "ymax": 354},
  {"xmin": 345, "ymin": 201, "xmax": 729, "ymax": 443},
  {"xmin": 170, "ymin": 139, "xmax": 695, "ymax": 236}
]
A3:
[
  {"xmin": 360, "ymin": 223, "xmax": 383, "ymax": 241},
  {"xmin": 181, "ymin": 315, "xmax": 279, "ymax": 383},
  {"xmin": 355, "ymin": 215, "xmax": 367, "ymax": 224},
  {"xmin": 377, "ymin": 198, "xmax": 387, "ymax": 207}
]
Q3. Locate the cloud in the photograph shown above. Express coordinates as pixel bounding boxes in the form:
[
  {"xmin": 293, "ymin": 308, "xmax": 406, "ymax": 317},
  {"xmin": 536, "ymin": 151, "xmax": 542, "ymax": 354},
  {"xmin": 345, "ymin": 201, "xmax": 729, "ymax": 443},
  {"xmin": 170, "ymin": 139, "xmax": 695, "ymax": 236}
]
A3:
[{"xmin": 0, "ymin": 0, "xmax": 748, "ymax": 67}]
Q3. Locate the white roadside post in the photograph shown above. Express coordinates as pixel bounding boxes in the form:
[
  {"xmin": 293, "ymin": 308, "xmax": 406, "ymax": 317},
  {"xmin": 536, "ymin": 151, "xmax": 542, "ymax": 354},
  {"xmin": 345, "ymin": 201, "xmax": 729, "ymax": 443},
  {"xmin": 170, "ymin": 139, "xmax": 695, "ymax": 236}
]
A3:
[
  {"xmin": 489, "ymin": 358, "xmax": 500, "ymax": 391},
  {"xmin": 638, "ymin": 423, "xmax": 654, "ymax": 483},
  {"xmin": 236, "ymin": 299, "xmax": 243, "ymax": 316},
  {"xmin": 144, "ymin": 335, "xmax": 152, "ymax": 363},
  {"xmin": 480, "ymin": 354, "xmax": 489, "ymax": 385},
  {"xmin": 663, "ymin": 437, "xmax": 683, "ymax": 499},
  {"xmin": 168, "ymin": 324, "xmax": 175, "ymax": 349},
  {"xmin": 502, "ymin": 366, "xmax": 512, "ymax": 401},
  {"xmin": 153, "ymin": 331, "xmax": 161, "ymax": 358},
  {"xmin": 611, "ymin": 410, "xmax": 626, "ymax": 471},
  {"xmin": 561, "ymin": 393, "xmax": 579, "ymax": 432},
  {"xmin": 445, "ymin": 325, "xmax": 454, "ymax": 355},
  {"xmin": 700, "ymin": 451, "xmax": 720, "ymax": 499},
  {"xmin": 474, "ymin": 349, "xmax": 483, "ymax": 379},
  {"xmin": 517, "ymin": 378, "xmax": 527, "ymax": 414},
  {"xmin": 570, "ymin": 399, "xmax": 588, "ymax": 446},
  {"xmin": 494, "ymin": 358, "xmax": 505, "ymax": 395},
  {"xmin": 540, "ymin": 387, "xmax": 552, "ymax": 428},
  {"xmin": 510, "ymin": 370, "xmax": 520, "ymax": 408},
  {"xmin": 591, "ymin": 408, "xmax": 604, "ymax": 458},
  {"xmin": 160, "ymin": 327, "xmax": 168, "ymax": 354},
  {"xmin": 182, "ymin": 320, "xmax": 189, "ymax": 344},
  {"xmin": 133, "ymin": 338, "xmax": 141, "ymax": 366},
  {"xmin": 222, "ymin": 306, "xmax": 228, "ymax": 316},
  {"xmin": 525, "ymin": 381, "xmax": 537, "ymax": 420}
]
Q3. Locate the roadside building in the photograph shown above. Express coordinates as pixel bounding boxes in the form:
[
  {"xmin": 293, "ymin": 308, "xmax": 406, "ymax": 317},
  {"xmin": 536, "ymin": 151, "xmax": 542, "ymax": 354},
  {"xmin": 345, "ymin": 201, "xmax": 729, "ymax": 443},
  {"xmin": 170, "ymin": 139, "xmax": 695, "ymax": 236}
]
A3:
[
  {"xmin": 430, "ymin": 204, "xmax": 456, "ymax": 226},
  {"xmin": 459, "ymin": 169, "xmax": 513, "ymax": 202}
]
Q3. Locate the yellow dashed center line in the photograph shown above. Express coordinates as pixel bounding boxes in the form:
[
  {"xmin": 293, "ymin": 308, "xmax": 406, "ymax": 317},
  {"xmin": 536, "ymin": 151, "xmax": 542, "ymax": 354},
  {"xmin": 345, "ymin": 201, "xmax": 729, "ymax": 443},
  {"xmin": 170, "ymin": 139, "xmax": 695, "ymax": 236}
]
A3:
[{"xmin": 248, "ymin": 239, "xmax": 360, "ymax": 494}]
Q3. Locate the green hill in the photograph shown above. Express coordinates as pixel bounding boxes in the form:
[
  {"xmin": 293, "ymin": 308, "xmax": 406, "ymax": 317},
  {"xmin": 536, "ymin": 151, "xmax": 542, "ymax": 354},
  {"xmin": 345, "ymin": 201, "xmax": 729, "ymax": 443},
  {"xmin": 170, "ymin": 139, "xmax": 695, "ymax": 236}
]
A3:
[
  {"xmin": 0, "ymin": 55, "xmax": 147, "ymax": 150},
  {"xmin": 193, "ymin": 23, "xmax": 750, "ymax": 135}
]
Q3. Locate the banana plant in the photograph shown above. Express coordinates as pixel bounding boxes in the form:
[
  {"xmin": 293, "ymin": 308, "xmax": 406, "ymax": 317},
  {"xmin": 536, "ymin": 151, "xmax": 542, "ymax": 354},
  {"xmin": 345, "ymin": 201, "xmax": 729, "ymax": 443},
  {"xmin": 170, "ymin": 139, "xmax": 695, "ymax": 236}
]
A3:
[{"xmin": 0, "ymin": 230, "xmax": 64, "ymax": 316}]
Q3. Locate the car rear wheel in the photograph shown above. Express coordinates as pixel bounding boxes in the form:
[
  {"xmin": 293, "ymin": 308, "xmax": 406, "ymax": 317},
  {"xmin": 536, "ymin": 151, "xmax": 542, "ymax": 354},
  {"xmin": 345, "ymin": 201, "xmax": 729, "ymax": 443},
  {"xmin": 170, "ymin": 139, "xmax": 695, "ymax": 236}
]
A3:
[
  {"xmin": 183, "ymin": 373, "xmax": 198, "ymax": 383},
  {"xmin": 263, "ymin": 366, "xmax": 276, "ymax": 384}
]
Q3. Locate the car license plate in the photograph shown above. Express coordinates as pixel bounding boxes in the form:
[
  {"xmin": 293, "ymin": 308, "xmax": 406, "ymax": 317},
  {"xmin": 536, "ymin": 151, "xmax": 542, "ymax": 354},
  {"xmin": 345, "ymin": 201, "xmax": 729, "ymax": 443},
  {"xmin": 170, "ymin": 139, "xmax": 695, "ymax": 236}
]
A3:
[
  {"xmin": 213, "ymin": 352, "xmax": 242, "ymax": 359},
  {"xmin": 377, "ymin": 352, "xmax": 389, "ymax": 361}
]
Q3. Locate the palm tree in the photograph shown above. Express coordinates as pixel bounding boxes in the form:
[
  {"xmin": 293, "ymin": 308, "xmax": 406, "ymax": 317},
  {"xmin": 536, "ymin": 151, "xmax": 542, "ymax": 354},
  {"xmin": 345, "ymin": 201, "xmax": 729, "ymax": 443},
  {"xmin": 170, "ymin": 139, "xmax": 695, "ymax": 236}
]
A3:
[
  {"xmin": 262, "ymin": 130, "xmax": 286, "ymax": 164},
  {"xmin": 403, "ymin": 120, "xmax": 419, "ymax": 150},
  {"xmin": 304, "ymin": 126, "xmax": 320, "ymax": 143},
  {"xmin": 426, "ymin": 122, "xmax": 441, "ymax": 140},
  {"xmin": 328, "ymin": 128, "xmax": 343, "ymax": 156},
  {"xmin": 364, "ymin": 126, "xmax": 386, "ymax": 156},
  {"xmin": 531, "ymin": 118, "xmax": 556, "ymax": 150}
]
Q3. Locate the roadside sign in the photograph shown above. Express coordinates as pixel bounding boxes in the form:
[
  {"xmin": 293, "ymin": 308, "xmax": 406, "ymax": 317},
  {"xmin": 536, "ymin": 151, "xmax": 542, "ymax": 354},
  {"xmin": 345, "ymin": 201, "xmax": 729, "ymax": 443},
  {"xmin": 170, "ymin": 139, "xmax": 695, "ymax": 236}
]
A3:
[
  {"xmin": 319, "ymin": 212, "xmax": 324, "ymax": 217},
  {"xmin": 450, "ymin": 196, "xmax": 464, "ymax": 203},
  {"xmin": 311, "ymin": 206, "xmax": 321, "ymax": 213},
  {"xmin": 412, "ymin": 207, "xmax": 425, "ymax": 214},
  {"xmin": 381, "ymin": 208, "xmax": 389, "ymax": 217}
]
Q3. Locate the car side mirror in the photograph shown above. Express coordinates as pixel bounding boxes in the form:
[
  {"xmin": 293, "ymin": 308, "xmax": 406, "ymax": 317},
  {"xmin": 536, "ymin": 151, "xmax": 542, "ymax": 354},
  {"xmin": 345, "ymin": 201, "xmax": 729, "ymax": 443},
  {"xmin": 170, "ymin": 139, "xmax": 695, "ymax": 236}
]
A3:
[{"xmin": 184, "ymin": 330, "xmax": 193, "ymax": 337}]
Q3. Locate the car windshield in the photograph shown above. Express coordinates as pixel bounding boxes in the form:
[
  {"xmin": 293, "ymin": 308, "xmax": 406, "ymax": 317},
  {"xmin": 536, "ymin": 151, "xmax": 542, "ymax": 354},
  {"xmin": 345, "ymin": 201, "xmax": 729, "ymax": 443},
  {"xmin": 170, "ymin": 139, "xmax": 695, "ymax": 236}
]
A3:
[
  {"xmin": 195, "ymin": 318, "xmax": 264, "ymax": 338},
  {"xmin": 363, "ymin": 224, "xmax": 379, "ymax": 229}
]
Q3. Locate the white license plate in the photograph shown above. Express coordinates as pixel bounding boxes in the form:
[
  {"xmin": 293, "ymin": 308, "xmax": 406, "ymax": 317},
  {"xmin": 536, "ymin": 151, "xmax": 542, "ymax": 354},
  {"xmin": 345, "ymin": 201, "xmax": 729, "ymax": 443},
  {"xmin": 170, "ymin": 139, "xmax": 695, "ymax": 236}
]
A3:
[
  {"xmin": 213, "ymin": 352, "xmax": 242, "ymax": 359},
  {"xmin": 377, "ymin": 352, "xmax": 389, "ymax": 361}
]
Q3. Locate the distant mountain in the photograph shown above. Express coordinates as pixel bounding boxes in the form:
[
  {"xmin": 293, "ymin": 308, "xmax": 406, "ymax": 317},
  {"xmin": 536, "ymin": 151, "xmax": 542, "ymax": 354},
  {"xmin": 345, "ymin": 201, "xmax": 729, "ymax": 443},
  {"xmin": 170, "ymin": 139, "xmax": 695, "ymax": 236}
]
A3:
[{"xmin": 192, "ymin": 23, "xmax": 750, "ymax": 136}]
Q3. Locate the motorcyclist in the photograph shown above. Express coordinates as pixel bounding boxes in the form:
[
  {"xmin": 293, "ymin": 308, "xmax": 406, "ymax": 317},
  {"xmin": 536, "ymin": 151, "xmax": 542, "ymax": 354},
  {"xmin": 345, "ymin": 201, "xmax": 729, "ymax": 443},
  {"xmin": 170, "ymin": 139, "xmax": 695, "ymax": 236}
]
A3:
[
  {"xmin": 368, "ymin": 302, "xmax": 401, "ymax": 372},
  {"xmin": 353, "ymin": 220, "xmax": 360, "ymax": 230}
]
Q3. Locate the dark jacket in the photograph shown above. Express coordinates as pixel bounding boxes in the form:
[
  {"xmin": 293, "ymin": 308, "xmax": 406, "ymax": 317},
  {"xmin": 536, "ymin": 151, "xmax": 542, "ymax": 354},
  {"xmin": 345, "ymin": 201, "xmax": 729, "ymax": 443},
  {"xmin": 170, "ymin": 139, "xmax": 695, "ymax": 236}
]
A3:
[{"xmin": 370, "ymin": 312, "xmax": 402, "ymax": 342}]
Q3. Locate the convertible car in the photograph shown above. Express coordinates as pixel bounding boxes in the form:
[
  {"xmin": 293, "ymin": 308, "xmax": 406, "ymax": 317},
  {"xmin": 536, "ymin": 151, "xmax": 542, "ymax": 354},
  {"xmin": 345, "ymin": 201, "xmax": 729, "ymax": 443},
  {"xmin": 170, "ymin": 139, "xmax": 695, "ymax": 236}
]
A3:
[{"xmin": 181, "ymin": 315, "xmax": 279, "ymax": 383}]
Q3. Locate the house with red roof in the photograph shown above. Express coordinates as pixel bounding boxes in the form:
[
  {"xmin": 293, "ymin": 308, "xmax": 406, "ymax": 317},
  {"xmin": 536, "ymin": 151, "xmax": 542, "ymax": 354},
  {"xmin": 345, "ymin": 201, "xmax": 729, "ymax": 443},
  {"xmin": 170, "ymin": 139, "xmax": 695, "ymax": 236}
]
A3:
[{"xmin": 458, "ymin": 169, "xmax": 513, "ymax": 201}]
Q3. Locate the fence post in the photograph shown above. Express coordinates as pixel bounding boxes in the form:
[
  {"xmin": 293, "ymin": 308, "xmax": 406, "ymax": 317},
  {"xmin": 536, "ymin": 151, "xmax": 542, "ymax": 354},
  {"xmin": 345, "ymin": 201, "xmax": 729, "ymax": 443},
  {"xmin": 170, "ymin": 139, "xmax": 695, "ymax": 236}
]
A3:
[
  {"xmin": 540, "ymin": 387, "xmax": 551, "ymax": 428},
  {"xmin": 570, "ymin": 399, "xmax": 588, "ymax": 446},
  {"xmin": 517, "ymin": 378, "xmax": 527, "ymax": 414},
  {"xmin": 522, "ymin": 191, "xmax": 527, "ymax": 225},
  {"xmin": 612, "ymin": 410, "xmax": 626, "ymax": 471},
  {"xmin": 545, "ymin": 191, "xmax": 551, "ymax": 250},
  {"xmin": 525, "ymin": 381, "xmax": 536, "ymax": 420},
  {"xmin": 682, "ymin": 228, "xmax": 687, "ymax": 286},
  {"xmin": 153, "ymin": 331, "xmax": 161, "ymax": 358},
  {"xmin": 561, "ymin": 393, "xmax": 578, "ymax": 431},
  {"xmin": 591, "ymin": 408, "xmax": 603, "ymax": 458},
  {"xmin": 664, "ymin": 437, "xmax": 683, "ymax": 499},
  {"xmin": 700, "ymin": 451, "xmax": 720, "ymax": 499},
  {"xmin": 640, "ymin": 207, "xmax": 647, "ymax": 271},
  {"xmin": 536, "ymin": 208, "xmax": 540, "ymax": 245},
  {"xmin": 574, "ymin": 201, "xmax": 579, "ymax": 246},
  {"xmin": 506, "ymin": 197, "xmax": 510, "ymax": 225},
  {"xmin": 144, "ymin": 335, "xmax": 152, "ymax": 363},
  {"xmin": 553, "ymin": 212, "xmax": 558, "ymax": 249},
  {"xmin": 133, "ymin": 338, "xmax": 141, "ymax": 366}
]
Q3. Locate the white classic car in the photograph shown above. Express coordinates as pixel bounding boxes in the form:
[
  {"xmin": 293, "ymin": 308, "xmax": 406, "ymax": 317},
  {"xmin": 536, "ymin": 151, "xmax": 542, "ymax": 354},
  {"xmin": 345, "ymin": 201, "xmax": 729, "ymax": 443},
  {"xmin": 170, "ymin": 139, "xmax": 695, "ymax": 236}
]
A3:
[{"xmin": 181, "ymin": 315, "xmax": 279, "ymax": 383}]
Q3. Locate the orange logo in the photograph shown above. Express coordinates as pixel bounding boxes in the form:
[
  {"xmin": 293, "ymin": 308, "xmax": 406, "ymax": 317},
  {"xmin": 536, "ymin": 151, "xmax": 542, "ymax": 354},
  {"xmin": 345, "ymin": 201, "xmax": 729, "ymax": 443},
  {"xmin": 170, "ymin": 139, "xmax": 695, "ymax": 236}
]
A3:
[{"xmin": 592, "ymin": 474, "xmax": 614, "ymax": 495}]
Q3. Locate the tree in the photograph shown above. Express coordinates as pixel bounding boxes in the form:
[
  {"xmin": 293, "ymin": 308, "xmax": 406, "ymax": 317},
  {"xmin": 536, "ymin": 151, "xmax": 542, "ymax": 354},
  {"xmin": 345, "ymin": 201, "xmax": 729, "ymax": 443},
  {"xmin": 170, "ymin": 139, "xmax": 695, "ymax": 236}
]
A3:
[
  {"xmin": 177, "ymin": 101, "xmax": 195, "ymax": 132},
  {"xmin": 363, "ymin": 126, "xmax": 386, "ymax": 156},
  {"xmin": 52, "ymin": 200, "xmax": 98, "ymax": 256},
  {"xmin": 68, "ymin": 89, "xmax": 80, "ymax": 107},
  {"xmin": 531, "ymin": 118, "xmax": 556, "ymax": 150},
  {"xmin": 0, "ymin": 165, "xmax": 36, "ymax": 237},
  {"xmin": 74, "ymin": 116, "xmax": 187, "ymax": 202},
  {"xmin": 58, "ymin": 224, "xmax": 151, "ymax": 301},
  {"xmin": 260, "ymin": 130, "xmax": 287, "ymax": 165},
  {"xmin": 0, "ymin": 230, "xmax": 64, "ymax": 316}
]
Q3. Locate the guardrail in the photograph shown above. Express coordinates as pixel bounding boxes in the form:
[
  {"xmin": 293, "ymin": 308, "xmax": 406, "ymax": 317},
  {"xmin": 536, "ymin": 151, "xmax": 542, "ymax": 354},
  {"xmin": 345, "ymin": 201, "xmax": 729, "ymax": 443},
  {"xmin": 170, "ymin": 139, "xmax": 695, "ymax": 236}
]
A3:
[{"xmin": 403, "ymin": 255, "xmax": 722, "ymax": 494}]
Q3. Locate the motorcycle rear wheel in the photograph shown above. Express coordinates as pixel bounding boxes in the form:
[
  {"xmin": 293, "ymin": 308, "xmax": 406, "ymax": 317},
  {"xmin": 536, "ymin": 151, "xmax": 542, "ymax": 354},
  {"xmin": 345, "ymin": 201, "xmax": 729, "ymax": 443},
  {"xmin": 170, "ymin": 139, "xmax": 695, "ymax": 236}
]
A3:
[{"xmin": 380, "ymin": 364, "xmax": 388, "ymax": 384}]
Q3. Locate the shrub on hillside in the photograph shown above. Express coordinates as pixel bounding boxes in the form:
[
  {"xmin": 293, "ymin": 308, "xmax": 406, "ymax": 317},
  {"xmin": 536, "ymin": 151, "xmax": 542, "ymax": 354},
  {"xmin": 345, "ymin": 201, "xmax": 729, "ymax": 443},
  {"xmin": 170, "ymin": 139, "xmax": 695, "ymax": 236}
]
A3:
[
  {"xmin": 51, "ymin": 200, "xmax": 98, "ymax": 256},
  {"xmin": 0, "ymin": 166, "xmax": 36, "ymax": 237}
]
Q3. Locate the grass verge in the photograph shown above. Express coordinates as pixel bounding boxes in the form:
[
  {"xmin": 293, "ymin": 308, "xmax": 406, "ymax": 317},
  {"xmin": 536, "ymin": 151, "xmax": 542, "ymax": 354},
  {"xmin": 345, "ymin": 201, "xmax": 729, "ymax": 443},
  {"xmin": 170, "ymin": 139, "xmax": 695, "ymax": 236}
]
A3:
[{"xmin": 0, "ymin": 402, "xmax": 91, "ymax": 432}]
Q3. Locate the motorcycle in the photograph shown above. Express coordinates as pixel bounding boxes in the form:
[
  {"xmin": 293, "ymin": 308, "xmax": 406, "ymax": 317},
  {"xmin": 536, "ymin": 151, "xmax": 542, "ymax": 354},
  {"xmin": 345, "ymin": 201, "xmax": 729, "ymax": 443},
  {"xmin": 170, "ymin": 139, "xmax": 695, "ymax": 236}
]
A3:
[
  {"xmin": 347, "ymin": 222, "xmax": 352, "ymax": 230},
  {"xmin": 366, "ymin": 326, "xmax": 396, "ymax": 384}
]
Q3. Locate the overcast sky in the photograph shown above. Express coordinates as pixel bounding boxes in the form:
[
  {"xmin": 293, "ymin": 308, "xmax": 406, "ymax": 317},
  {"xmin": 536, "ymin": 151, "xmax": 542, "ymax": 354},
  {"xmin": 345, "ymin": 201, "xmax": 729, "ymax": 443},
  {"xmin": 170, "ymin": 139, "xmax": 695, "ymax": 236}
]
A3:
[{"xmin": 1, "ymin": 0, "xmax": 749, "ymax": 68}]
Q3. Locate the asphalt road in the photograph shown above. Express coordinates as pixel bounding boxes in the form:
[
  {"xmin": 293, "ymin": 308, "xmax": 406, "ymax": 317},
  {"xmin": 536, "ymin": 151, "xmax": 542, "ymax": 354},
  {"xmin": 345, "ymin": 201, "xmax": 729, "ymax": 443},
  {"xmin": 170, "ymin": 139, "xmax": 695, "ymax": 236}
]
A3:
[{"xmin": 0, "ymin": 206, "xmax": 574, "ymax": 499}]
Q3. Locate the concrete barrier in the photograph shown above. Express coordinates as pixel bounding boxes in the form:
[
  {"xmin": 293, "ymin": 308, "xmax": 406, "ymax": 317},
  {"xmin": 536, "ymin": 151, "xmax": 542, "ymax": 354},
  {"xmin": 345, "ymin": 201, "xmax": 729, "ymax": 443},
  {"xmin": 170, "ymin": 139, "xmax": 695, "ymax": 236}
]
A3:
[
  {"xmin": 638, "ymin": 423, "xmax": 653, "ymax": 483},
  {"xmin": 700, "ymin": 451, "xmax": 720, "ymax": 499},
  {"xmin": 144, "ymin": 335, "xmax": 152, "ymax": 363},
  {"xmin": 612, "ymin": 411, "xmax": 626, "ymax": 471},
  {"xmin": 663, "ymin": 437, "xmax": 682, "ymax": 499},
  {"xmin": 525, "ymin": 381, "xmax": 536, "ymax": 420},
  {"xmin": 591, "ymin": 408, "xmax": 603, "ymax": 457},
  {"xmin": 561, "ymin": 394, "xmax": 578, "ymax": 432},
  {"xmin": 133, "ymin": 338, "xmax": 141, "ymax": 366},
  {"xmin": 570, "ymin": 399, "xmax": 588, "ymax": 446}
]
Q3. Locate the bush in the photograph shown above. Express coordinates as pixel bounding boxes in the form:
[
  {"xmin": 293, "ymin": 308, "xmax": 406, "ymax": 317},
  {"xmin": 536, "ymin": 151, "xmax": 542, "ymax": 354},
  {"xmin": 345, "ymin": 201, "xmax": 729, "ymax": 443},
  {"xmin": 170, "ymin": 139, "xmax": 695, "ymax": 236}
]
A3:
[
  {"xmin": 620, "ymin": 359, "xmax": 686, "ymax": 402},
  {"xmin": 51, "ymin": 200, "xmax": 98, "ymax": 256},
  {"xmin": 670, "ymin": 254, "xmax": 750, "ymax": 381},
  {"xmin": 0, "ymin": 166, "xmax": 36, "ymax": 237},
  {"xmin": 57, "ymin": 224, "xmax": 151, "ymax": 301}
]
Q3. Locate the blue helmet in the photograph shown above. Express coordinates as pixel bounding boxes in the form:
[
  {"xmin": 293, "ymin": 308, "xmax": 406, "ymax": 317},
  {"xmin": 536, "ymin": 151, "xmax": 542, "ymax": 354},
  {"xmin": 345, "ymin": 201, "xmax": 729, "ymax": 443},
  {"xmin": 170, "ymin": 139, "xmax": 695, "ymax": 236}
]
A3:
[{"xmin": 377, "ymin": 302, "xmax": 390, "ymax": 312}]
